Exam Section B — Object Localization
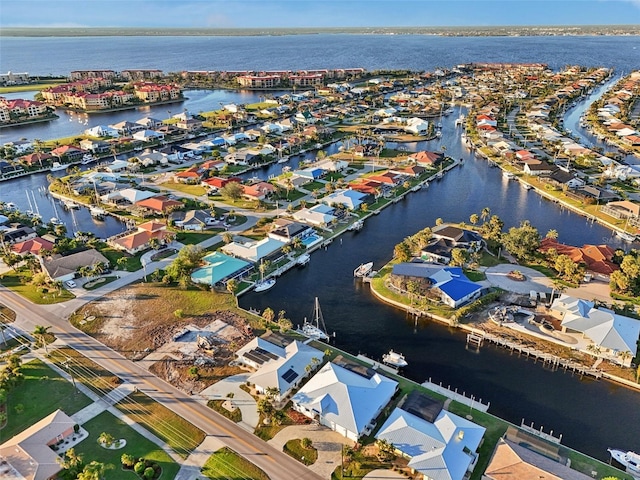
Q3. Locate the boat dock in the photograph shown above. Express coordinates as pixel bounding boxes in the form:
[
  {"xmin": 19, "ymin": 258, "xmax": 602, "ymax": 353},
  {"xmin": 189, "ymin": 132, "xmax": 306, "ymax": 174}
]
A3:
[
  {"xmin": 467, "ymin": 331, "xmax": 603, "ymax": 379},
  {"xmin": 422, "ymin": 377, "xmax": 490, "ymax": 412}
]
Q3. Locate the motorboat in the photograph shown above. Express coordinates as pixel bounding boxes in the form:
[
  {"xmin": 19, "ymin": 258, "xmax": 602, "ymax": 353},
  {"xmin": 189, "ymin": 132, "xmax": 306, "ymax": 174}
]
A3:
[
  {"xmin": 296, "ymin": 253, "xmax": 310, "ymax": 267},
  {"xmin": 300, "ymin": 297, "xmax": 330, "ymax": 341},
  {"xmin": 81, "ymin": 153, "xmax": 94, "ymax": 165},
  {"xmin": 50, "ymin": 217, "xmax": 64, "ymax": 226},
  {"xmin": 50, "ymin": 162, "xmax": 67, "ymax": 172},
  {"xmin": 90, "ymin": 207, "xmax": 106, "ymax": 220},
  {"xmin": 608, "ymin": 448, "xmax": 640, "ymax": 475},
  {"xmin": 354, "ymin": 261, "xmax": 374, "ymax": 278},
  {"xmin": 383, "ymin": 350, "xmax": 408, "ymax": 368},
  {"xmin": 616, "ymin": 230, "xmax": 636, "ymax": 242},
  {"xmin": 503, "ymin": 171, "xmax": 515, "ymax": 180},
  {"xmin": 348, "ymin": 220, "xmax": 364, "ymax": 232},
  {"xmin": 254, "ymin": 278, "xmax": 276, "ymax": 292}
]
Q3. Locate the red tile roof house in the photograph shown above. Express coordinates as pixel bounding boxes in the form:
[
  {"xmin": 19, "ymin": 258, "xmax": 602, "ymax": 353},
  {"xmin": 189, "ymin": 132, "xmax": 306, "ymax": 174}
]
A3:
[
  {"xmin": 391, "ymin": 165, "xmax": 426, "ymax": 177},
  {"xmin": 349, "ymin": 180, "xmax": 381, "ymax": 196},
  {"xmin": 515, "ymin": 150, "xmax": 534, "ymax": 161},
  {"xmin": 242, "ymin": 182, "xmax": 276, "ymax": 201},
  {"xmin": 368, "ymin": 171, "xmax": 404, "ymax": 186},
  {"xmin": 408, "ymin": 151, "xmax": 443, "ymax": 166},
  {"xmin": 108, "ymin": 221, "xmax": 173, "ymax": 254},
  {"xmin": 173, "ymin": 167, "xmax": 201, "ymax": 183},
  {"xmin": 539, "ymin": 238, "xmax": 619, "ymax": 277},
  {"xmin": 12, "ymin": 237, "xmax": 54, "ymax": 256},
  {"xmin": 19, "ymin": 152, "xmax": 54, "ymax": 167},
  {"xmin": 50, "ymin": 145, "xmax": 86, "ymax": 162},
  {"xmin": 134, "ymin": 195, "xmax": 183, "ymax": 216}
]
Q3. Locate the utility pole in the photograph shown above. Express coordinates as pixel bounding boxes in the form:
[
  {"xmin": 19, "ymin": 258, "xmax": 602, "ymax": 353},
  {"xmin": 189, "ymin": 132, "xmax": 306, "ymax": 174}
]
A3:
[{"xmin": 63, "ymin": 360, "xmax": 77, "ymax": 392}]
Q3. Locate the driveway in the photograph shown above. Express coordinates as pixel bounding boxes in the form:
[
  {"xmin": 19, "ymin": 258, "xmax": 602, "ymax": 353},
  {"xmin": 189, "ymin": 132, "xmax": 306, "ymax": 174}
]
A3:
[
  {"xmin": 483, "ymin": 264, "xmax": 551, "ymax": 295},
  {"xmin": 362, "ymin": 470, "xmax": 406, "ymax": 480},
  {"xmin": 198, "ymin": 373, "xmax": 258, "ymax": 432},
  {"xmin": 268, "ymin": 424, "xmax": 354, "ymax": 480}
]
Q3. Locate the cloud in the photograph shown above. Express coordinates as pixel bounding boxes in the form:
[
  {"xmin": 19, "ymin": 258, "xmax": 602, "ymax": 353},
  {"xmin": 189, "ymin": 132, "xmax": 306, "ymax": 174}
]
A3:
[{"xmin": 205, "ymin": 13, "xmax": 235, "ymax": 28}]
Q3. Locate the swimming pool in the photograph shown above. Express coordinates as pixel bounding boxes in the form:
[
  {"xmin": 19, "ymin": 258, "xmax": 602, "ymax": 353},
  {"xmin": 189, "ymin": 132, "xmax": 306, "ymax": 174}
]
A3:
[{"xmin": 301, "ymin": 233, "xmax": 323, "ymax": 248}]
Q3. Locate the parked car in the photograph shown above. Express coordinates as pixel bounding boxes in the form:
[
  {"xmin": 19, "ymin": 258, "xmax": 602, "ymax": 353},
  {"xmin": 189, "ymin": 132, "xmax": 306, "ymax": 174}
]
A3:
[{"xmin": 65, "ymin": 280, "xmax": 77, "ymax": 289}]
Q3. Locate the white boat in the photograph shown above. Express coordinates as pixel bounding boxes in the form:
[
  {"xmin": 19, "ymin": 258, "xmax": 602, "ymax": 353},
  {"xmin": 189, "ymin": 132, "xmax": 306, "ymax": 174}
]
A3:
[
  {"xmin": 382, "ymin": 350, "xmax": 408, "ymax": 368},
  {"xmin": 81, "ymin": 153, "xmax": 94, "ymax": 165},
  {"xmin": 502, "ymin": 171, "xmax": 515, "ymax": 180},
  {"xmin": 297, "ymin": 253, "xmax": 310, "ymax": 267},
  {"xmin": 608, "ymin": 449, "xmax": 640, "ymax": 475},
  {"xmin": 277, "ymin": 156, "xmax": 289, "ymax": 164},
  {"xmin": 616, "ymin": 231, "xmax": 636, "ymax": 242},
  {"xmin": 4, "ymin": 202, "xmax": 17, "ymax": 210},
  {"xmin": 90, "ymin": 207, "xmax": 106, "ymax": 219},
  {"xmin": 354, "ymin": 261, "xmax": 374, "ymax": 278},
  {"xmin": 348, "ymin": 220, "xmax": 364, "ymax": 232},
  {"xmin": 254, "ymin": 278, "xmax": 276, "ymax": 292},
  {"xmin": 50, "ymin": 162, "xmax": 67, "ymax": 172},
  {"xmin": 300, "ymin": 297, "xmax": 330, "ymax": 341},
  {"xmin": 50, "ymin": 217, "xmax": 64, "ymax": 226}
]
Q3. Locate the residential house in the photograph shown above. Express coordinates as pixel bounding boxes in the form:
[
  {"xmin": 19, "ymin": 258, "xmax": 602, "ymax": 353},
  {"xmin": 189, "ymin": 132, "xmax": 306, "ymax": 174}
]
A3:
[
  {"xmin": 222, "ymin": 236, "xmax": 286, "ymax": 263},
  {"xmin": 108, "ymin": 221, "xmax": 173, "ymax": 255},
  {"xmin": 110, "ymin": 120, "xmax": 144, "ymax": 136},
  {"xmin": 409, "ymin": 151, "xmax": 443, "ymax": 167},
  {"xmin": 600, "ymin": 200, "xmax": 640, "ymax": 220},
  {"xmin": 135, "ymin": 195, "xmax": 183, "ymax": 216},
  {"xmin": 1, "ymin": 225, "xmax": 37, "ymax": 244},
  {"xmin": 100, "ymin": 188, "xmax": 156, "ymax": 206},
  {"xmin": 202, "ymin": 176, "xmax": 241, "ymax": 190},
  {"xmin": 84, "ymin": 125, "xmax": 120, "ymax": 138},
  {"xmin": 404, "ymin": 117, "xmax": 430, "ymax": 135},
  {"xmin": 50, "ymin": 145, "xmax": 86, "ymax": 162},
  {"xmin": 136, "ymin": 116, "xmax": 163, "ymax": 129},
  {"xmin": 549, "ymin": 294, "xmax": 640, "ymax": 365},
  {"xmin": 522, "ymin": 159, "xmax": 554, "ymax": 176},
  {"xmin": 376, "ymin": 392, "xmax": 486, "ymax": 480},
  {"xmin": 291, "ymin": 359, "xmax": 398, "ymax": 441},
  {"xmin": 242, "ymin": 181, "xmax": 276, "ymax": 201},
  {"xmin": 170, "ymin": 209, "xmax": 216, "ymax": 231},
  {"xmin": 0, "ymin": 410, "xmax": 78, "ymax": 480},
  {"xmin": 19, "ymin": 152, "xmax": 54, "ymax": 167},
  {"xmin": 12, "ymin": 237, "xmax": 54, "ymax": 256},
  {"xmin": 41, "ymin": 248, "xmax": 109, "ymax": 282},
  {"xmin": 268, "ymin": 219, "xmax": 315, "ymax": 244},
  {"xmin": 174, "ymin": 166, "xmax": 201, "ymax": 184},
  {"xmin": 79, "ymin": 139, "xmax": 111, "ymax": 154},
  {"xmin": 292, "ymin": 204, "xmax": 337, "ymax": 227},
  {"xmin": 539, "ymin": 238, "xmax": 618, "ymax": 276},
  {"xmin": 190, "ymin": 251, "xmax": 253, "ymax": 287},
  {"xmin": 546, "ymin": 169, "xmax": 586, "ymax": 189},
  {"xmin": 321, "ymin": 189, "xmax": 369, "ymax": 211},
  {"xmin": 132, "ymin": 129, "xmax": 165, "ymax": 142},
  {"xmin": 235, "ymin": 332, "xmax": 323, "ymax": 401}
]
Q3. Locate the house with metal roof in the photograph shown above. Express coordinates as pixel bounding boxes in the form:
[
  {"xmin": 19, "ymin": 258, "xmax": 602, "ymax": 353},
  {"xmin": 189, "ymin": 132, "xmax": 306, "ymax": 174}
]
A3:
[
  {"xmin": 221, "ymin": 236, "xmax": 286, "ymax": 263},
  {"xmin": 236, "ymin": 333, "xmax": 323, "ymax": 402},
  {"xmin": 41, "ymin": 248, "xmax": 109, "ymax": 282},
  {"xmin": 321, "ymin": 189, "xmax": 369, "ymax": 211},
  {"xmin": 291, "ymin": 361, "xmax": 398, "ymax": 441},
  {"xmin": 549, "ymin": 294, "xmax": 640, "ymax": 365},
  {"xmin": 292, "ymin": 204, "xmax": 337, "ymax": 227},
  {"xmin": 376, "ymin": 392, "xmax": 485, "ymax": 480}
]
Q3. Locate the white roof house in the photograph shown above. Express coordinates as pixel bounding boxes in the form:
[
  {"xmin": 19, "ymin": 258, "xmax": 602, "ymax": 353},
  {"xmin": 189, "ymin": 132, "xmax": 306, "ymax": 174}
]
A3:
[
  {"xmin": 321, "ymin": 189, "xmax": 367, "ymax": 210},
  {"xmin": 293, "ymin": 204, "xmax": 337, "ymax": 227},
  {"xmin": 132, "ymin": 129, "xmax": 165, "ymax": 142},
  {"xmin": 221, "ymin": 236, "xmax": 286, "ymax": 263},
  {"xmin": 236, "ymin": 335, "xmax": 323, "ymax": 401},
  {"xmin": 101, "ymin": 187, "xmax": 156, "ymax": 205},
  {"xmin": 377, "ymin": 406, "xmax": 485, "ymax": 480},
  {"xmin": 291, "ymin": 362, "xmax": 398, "ymax": 441},
  {"xmin": 551, "ymin": 294, "xmax": 640, "ymax": 364},
  {"xmin": 405, "ymin": 117, "xmax": 430, "ymax": 135}
]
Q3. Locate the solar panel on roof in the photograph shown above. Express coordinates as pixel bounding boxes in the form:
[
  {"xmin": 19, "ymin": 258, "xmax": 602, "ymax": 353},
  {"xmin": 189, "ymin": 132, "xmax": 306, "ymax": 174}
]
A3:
[
  {"xmin": 255, "ymin": 347, "xmax": 279, "ymax": 360},
  {"xmin": 243, "ymin": 351, "xmax": 267, "ymax": 365},
  {"xmin": 281, "ymin": 368, "xmax": 298, "ymax": 384}
]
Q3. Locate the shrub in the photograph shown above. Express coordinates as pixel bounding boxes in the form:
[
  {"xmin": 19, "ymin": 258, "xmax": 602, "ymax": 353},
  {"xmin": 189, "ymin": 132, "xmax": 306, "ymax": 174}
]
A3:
[
  {"xmin": 134, "ymin": 461, "xmax": 146, "ymax": 475},
  {"xmin": 143, "ymin": 467, "xmax": 155, "ymax": 479},
  {"xmin": 121, "ymin": 453, "xmax": 136, "ymax": 468},
  {"xmin": 73, "ymin": 424, "xmax": 80, "ymax": 433}
]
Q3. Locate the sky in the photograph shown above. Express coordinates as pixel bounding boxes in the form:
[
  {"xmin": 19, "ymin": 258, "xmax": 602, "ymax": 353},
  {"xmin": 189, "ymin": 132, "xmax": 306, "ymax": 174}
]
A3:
[{"xmin": 1, "ymin": 0, "xmax": 639, "ymax": 28}]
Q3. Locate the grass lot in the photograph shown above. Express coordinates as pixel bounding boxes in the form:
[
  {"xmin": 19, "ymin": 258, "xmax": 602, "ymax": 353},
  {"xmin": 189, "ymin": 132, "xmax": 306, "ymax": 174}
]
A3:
[
  {"xmin": 0, "ymin": 303, "xmax": 16, "ymax": 321},
  {"xmin": 0, "ymin": 267, "xmax": 75, "ymax": 304},
  {"xmin": 207, "ymin": 399, "xmax": 242, "ymax": 423},
  {"xmin": 278, "ymin": 189, "xmax": 307, "ymax": 202},
  {"xmin": 201, "ymin": 447, "xmax": 269, "ymax": 480},
  {"xmin": 83, "ymin": 276, "xmax": 118, "ymax": 291},
  {"xmin": 100, "ymin": 247, "xmax": 144, "ymax": 272},
  {"xmin": 283, "ymin": 439, "xmax": 318, "ymax": 465},
  {"xmin": 301, "ymin": 181, "xmax": 325, "ymax": 192},
  {"xmin": 116, "ymin": 391, "xmax": 205, "ymax": 459},
  {"xmin": 464, "ymin": 269, "xmax": 486, "ymax": 282},
  {"xmin": 174, "ymin": 231, "xmax": 217, "ymax": 245},
  {"xmin": 49, "ymin": 347, "xmax": 122, "ymax": 396},
  {"xmin": 74, "ymin": 411, "xmax": 180, "ymax": 480},
  {"xmin": 160, "ymin": 181, "xmax": 207, "ymax": 197},
  {"xmin": 208, "ymin": 195, "xmax": 259, "ymax": 210},
  {"xmin": 0, "ymin": 359, "xmax": 92, "ymax": 439},
  {"xmin": 0, "ymin": 81, "xmax": 64, "ymax": 93}
]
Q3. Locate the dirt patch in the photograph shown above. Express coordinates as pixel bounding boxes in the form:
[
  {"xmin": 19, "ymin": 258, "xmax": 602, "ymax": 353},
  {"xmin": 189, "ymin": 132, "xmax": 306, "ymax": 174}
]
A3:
[{"xmin": 149, "ymin": 357, "xmax": 244, "ymax": 392}]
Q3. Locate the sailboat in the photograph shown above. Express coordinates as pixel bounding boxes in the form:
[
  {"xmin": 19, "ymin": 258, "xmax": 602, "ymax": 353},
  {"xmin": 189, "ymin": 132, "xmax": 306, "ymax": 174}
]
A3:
[
  {"xmin": 50, "ymin": 199, "xmax": 64, "ymax": 226},
  {"xmin": 301, "ymin": 297, "xmax": 330, "ymax": 341},
  {"xmin": 617, "ymin": 217, "xmax": 636, "ymax": 242},
  {"xmin": 254, "ymin": 260, "xmax": 276, "ymax": 292}
]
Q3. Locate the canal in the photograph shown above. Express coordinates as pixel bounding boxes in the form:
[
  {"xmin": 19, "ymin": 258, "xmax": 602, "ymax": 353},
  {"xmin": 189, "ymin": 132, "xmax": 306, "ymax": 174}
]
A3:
[{"xmin": 240, "ymin": 106, "xmax": 640, "ymax": 461}]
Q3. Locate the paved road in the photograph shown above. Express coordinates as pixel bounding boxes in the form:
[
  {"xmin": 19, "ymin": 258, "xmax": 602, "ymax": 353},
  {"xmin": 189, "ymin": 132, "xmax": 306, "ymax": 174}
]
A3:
[{"xmin": 0, "ymin": 282, "xmax": 322, "ymax": 480}]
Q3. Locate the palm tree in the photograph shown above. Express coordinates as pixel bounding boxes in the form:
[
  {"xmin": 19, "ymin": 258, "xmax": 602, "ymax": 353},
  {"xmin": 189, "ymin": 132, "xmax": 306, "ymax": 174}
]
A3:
[
  {"xmin": 481, "ymin": 207, "xmax": 491, "ymax": 223},
  {"xmin": 32, "ymin": 325, "xmax": 52, "ymax": 355},
  {"xmin": 546, "ymin": 229, "xmax": 559, "ymax": 240}
]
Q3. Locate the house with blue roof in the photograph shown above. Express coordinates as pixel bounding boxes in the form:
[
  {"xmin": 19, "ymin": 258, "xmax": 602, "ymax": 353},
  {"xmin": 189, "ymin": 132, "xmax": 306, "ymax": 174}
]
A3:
[
  {"xmin": 376, "ymin": 392, "xmax": 485, "ymax": 480},
  {"xmin": 190, "ymin": 251, "xmax": 252, "ymax": 287},
  {"xmin": 391, "ymin": 263, "xmax": 483, "ymax": 308},
  {"xmin": 293, "ymin": 167, "xmax": 325, "ymax": 180},
  {"xmin": 321, "ymin": 189, "xmax": 369, "ymax": 211},
  {"xmin": 292, "ymin": 361, "xmax": 398, "ymax": 441}
]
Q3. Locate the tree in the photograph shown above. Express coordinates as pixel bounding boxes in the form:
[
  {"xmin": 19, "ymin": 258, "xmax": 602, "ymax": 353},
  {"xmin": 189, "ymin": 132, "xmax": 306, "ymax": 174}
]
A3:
[
  {"xmin": 188, "ymin": 366, "xmax": 199, "ymax": 380},
  {"xmin": 480, "ymin": 207, "xmax": 491, "ymax": 223},
  {"xmin": 220, "ymin": 182, "xmax": 243, "ymax": 201},
  {"xmin": 435, "ymin": 217, "xmax": 444, "ymax": 226},
  {"xmin": 450, "ymin": 248, "xmax": 469, "ymax": 267},
  {"xmin": 32, "ymin": 325, "xmax": 52, "ymax": 355},
  {"xmin": 121, "ymin": 453, "xmax": 136, "ymax": 468},
  {"xmin": 545, "ymin": 229, "xmax": 559, "ymax": 239},
  {"xmin": 222, "ymin": 232, "xmax": 233, "ymax": 244},
  {"xmin": 278, "ymin": 317, "xmax": 293, "ymax": 332},
  {"xmin": 501, "ymin": 220, "xmax": 540, "ymax": 260},
  {"xmin": 301, "ymin": 437, "xmax": 313, "ymax": 449},
  {"xmin": 262, "ymin": 307, "xmax": 275, "ymax": 326},
  {"xmin": 57, "ymin": 448, "xmax": 84, "ymax": 478},
  {"xmin": 98, "ymin": 432, "xmax": 115, "ymax": 448},
  {"xmin": 77, "ymin": 461, "xmax": 108, "ymax": 480},
  {"xmin": 257, "ymin": 397, "xmax": 274, "ymax": 421},
  {"xmin": 394, "ymin": 241, "xmax": 411, "ymax": 262},
  {"xmin": 116, "ymin": 256, "xmax": 129, "ymax": 271},
  {"xmin": 226, "ymin": 279, "xmax": 238, "ymax": 296}
]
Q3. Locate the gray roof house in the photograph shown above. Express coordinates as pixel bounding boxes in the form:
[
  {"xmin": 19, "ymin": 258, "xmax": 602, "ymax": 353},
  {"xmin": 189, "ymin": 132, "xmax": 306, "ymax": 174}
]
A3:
[
  {"xmin": 170, "ymin": 209, "xmax": 216, "ymax": 231},
  {"xmin": 41, "ymin": 248, "xmax": 109, "ymax": 282}
]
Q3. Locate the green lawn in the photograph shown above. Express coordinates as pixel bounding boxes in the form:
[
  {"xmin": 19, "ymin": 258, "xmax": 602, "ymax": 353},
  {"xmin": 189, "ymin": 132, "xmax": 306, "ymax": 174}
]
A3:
[
  {"xmin": 201, "ymin": 447, "xmax": 269, "ymax": 480},
  {"xmin": 283, "ymin": 439, "xmax": 318, "ymax": 465},
  {"xmin": 83, "ymin": 276, "xmax": 118, "ymax": 291},
  {"xmin": 1, "ymin": 359, "xmax": 93, "ymax": 440},
  {"xmin": 207, "ymin": 399, "xmax": 242, "ymax": 423},
  {"xmin": 0, "ymin": 81, "xmax": 64, "ymax": 93},
  {"xmin": 0, "ymin": 268, "xmax": 75, "ymax": 304},
  {"xmin": 160, "ymin": 181, "xmax": 207, "ymax": 197},
  {"xmin": 100, "ymin": 247, "xmax": 143, "ymax": 272},
  {"xmin": 49, "ymin": 347, "xmax": 122, "ymax": 397},
  {"xmin": 115, "ymin": 391, "xmax": 205, "ymax": 459},
  {"xmin": 74, "ymin": 411, "xmax": 180, "ymax": 480},
  {"xmin": 174, "ymin": 231, "xmax": 217, "ymax": 245}
]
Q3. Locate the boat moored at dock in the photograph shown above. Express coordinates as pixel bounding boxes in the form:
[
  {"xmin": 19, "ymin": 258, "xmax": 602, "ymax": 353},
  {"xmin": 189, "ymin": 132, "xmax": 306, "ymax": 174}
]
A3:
[
  {"xmin": 382, "ymin": 350, "xmax": 408, "ymax": 368},
  {"xmin": 607, "ymin": 448, "xmax": 640, "ymax": 475}
]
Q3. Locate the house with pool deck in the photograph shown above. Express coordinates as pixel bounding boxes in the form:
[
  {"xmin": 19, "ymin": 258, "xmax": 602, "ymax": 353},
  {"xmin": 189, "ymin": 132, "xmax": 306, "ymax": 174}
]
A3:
[{"xmin": 190, "ymin": 251, "xmax": 253, "ymax": 287}]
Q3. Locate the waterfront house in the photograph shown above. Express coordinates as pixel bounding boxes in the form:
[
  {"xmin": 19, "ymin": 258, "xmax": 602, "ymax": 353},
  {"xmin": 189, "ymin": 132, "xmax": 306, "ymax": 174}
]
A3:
[
  {"xmin": 41, "ymin": 248, "xmax": 109, "ymax": 283},
  {"xmin": 108, "ymin": 221, "xmax": 172, "ymax": 255},
  {"xmin": 483, "ymin": 433, "xmax": 594, "ymax": 480},
  {"xmin": 376, "ymin": 392, "xmax": 485, "ymax": 480},
  {"xmin": 110, "ymin": 120, "xmax": 144, "ymax": 136},
  {"xmin": 222, "ymin": 236, "xmax": 286, "ymax": 263},
  {"xmin": 19, "ymin": 152, "xmax": 54, "ymax": 167},
  {"xmin": 291, "ymin": 359, "xmax": 398, "ymax": 441},
  {"xmin": 170, "ymin": 209, "xmax": 216, "ymax": 231},
  {"xmin": 235, "ymin": 332, "xmax": 323, "ymax": 402},
  {"xmin": 190, "ymin": 251, "xmax": 252, "ymax": 288},
  {"xmin": 101, "ymin": 188, "xmax": 157, "ymax": 207},
  {"xmin": 132, "ymin": 129, "xmax": 165, "ymax": 142},
  {"xmin": 409, "ymin": 151, "xmax": 443, "ymax": 167},
  {"xmin": 0, "ymin": 409, "xmax": 77, "ymax": 480},
  {"xmin": 600, "ymin": 199, "xmax": 640, "ymax": 220},
  {"xmin": 321, "ymin": 189, "xmax": 369, "ymax": 211},
  {"xmin": 135, "ymin": 116, "xmax": 163, "ymax": 129},
  {"xmin": 50, "ymin": 145, "xmax": 86, "ymax": 163},
  {"xmin": 79, "ymin": 139, "xmax": 111, "ymax": 154},
  {"xmin": 3, "ymin": 140, "xmax": 33, "ymax": 155},
  {"xmin": 404, "ymin": 117, "xmax": 430, "ymax": 135},
  {"xmin": 134, "ymin": 195, "xmax": 183, "ymax": 216},
  {"xmin": 292, "ymin": 204, "xmax": 337, "ymax": 227},
  {"xmin": 268, "ymin": 219, "xmax": 316, "ymax": 244},
  {"xmin": 12, "ymin": 237, "xmax": 54, "ymax": 256},
  {"xmin": 539, "ymin": 238, "xmax": 618, "ymax": 277},
  {"xmin": 1, "ymin": 225, "xmax": 37, "ymax": 244},
  {"xmin": 545, "ymin": 169, "xmax": 585, "ymax": 189},
  {"xmin": 84, "ymin": 125, "xmax": 120, "ymax": 138},
  {"xmin": 521, "ymin": 159, "xmax": 554, "ymax": 176},
  {"xmin": 549, "ymin": 294, "xmax": 640, "ymax": 366}
]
